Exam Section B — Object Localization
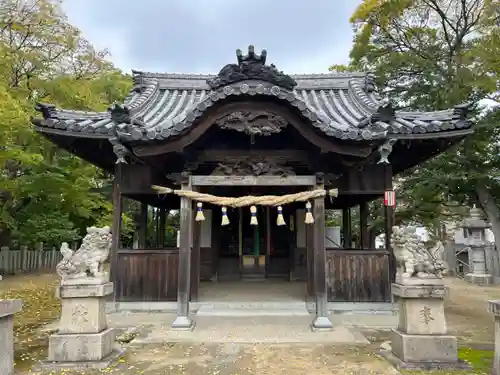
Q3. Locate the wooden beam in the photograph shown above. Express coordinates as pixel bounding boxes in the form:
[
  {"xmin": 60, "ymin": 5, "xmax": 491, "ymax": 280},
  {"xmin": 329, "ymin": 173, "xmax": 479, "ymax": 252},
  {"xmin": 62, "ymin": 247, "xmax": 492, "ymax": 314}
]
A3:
[
  {"xmin": 110, "ymin": 163, "xmax": 123, "ymax": 302},
  {"xmin": 191, "ymin": 175, "xmax": 316, "ymax": 187},
  {"xmin": 383, "ymin": 165, "xmax": 395, "ymax": 283},
  {"xmin": 197, "ymin": 149, "xmax": 311, "ymax": 162},
  {"xmin": 311, "ymin": 173, "xmax": 332, "ymax": 329},
  {"xmin": 172, "ymin": 172, "xmax": 194, "ymax": 330}
]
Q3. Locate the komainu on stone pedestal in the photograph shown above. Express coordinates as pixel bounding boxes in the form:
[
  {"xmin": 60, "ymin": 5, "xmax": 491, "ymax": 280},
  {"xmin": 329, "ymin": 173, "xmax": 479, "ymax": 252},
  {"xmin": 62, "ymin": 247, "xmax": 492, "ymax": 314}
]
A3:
[
  {"xmin": 56, "ymin": 226, "xmax": 111, "ymax": 285},
  {"xmin": 380, "ymin": 226, "xmax": 470, "ymax": 371},
  {"xmin": 36, "ymin": 226, "xmax": 124, "ymax": 372},
  {"xmin": 391, "ymin": 226, "xmax": 447, "ymax": 285}
]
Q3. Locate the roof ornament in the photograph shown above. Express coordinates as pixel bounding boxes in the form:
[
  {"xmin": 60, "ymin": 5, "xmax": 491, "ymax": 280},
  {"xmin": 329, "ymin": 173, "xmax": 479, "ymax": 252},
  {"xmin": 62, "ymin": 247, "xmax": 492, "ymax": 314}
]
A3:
[
  {"xmin": 108, "ymin": 103, "xmax": 145, "ymax": 127},
  {"xmin": 364, "ymin": 72, "xmax": 377, "ymax": 92},
  {"xmin": 453, "ymin": 102, "xmax": 473, "ymax": 120},
  {"xmin": 206, "ymin": 45, "xmax": 297, "ymax": 90},
  {"xmin": 108, "ymin": 104, "xmax": 132, "ymax": 164},
  {"xmin": 35, "ymin": 102, "xmax": 58, "ymax": 119},
  {"xmin": 358, "ymin": 98, "xmax": 395, "ymax": 135},
  {"xmin": 371, "ymin": 98, "xmax": 395, "ymax": 123},
  {"xmin": 377, "ymin": 138, "xmax": 397, "ymax": 164}
]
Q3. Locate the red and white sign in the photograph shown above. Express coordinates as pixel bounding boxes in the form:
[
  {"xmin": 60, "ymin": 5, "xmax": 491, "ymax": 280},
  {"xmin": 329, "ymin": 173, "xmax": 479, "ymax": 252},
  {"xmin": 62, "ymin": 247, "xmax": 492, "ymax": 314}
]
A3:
[{"xmin": 384, "ymin": 190, "xmax": 396, "ymax": 207}]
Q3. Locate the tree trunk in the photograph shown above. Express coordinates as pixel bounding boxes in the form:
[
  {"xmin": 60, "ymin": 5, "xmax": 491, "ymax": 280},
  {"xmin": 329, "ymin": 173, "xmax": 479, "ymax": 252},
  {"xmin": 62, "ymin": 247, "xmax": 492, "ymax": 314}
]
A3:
[{"xmin": 476, "ymin": 184, "xmax": 500, "ymax": 251}]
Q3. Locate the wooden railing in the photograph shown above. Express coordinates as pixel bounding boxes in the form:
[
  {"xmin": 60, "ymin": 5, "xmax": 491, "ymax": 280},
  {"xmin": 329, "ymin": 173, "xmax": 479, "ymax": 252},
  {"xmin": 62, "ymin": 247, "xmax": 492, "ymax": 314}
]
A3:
[
  {"xmin": 326, "ymin": 248, "xmax": 391, "ymax": 303},
  {"xmin": 115, "ymin": 249, "xmax": 179, "ymax": 302}
]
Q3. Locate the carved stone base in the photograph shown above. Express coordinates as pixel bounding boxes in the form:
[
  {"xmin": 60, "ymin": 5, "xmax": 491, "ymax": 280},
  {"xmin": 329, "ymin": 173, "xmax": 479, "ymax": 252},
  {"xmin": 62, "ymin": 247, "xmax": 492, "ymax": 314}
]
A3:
[
  {"xmin": 380, "ymin": 331, "xmax": 470, "ymax": 371},
  {"xmin": 310, "ymin": 316, "xmax": 333, "ymax": 331},
  {"xmin": 57, "ymin": 283, "xmax": 113, "ymax": 334},
  {"xmin": 43, "ymin": 282, "xmax": 120, "ymax": 370},
  {"xmin": 465, "ymin": 273, "xmax": 493, "ymax": 285},
  {"xmin": 380, "ymin": 332, "xmax": 471, "ymax": 370},
  {"xmin": 48, "ymin": 328, "xmax": 116, "ymax": 363},
  {"xmin": 60, "ymin": 275, "xmax": 110, "ymax": 286},
  {"xmin": 171, "ymin": 316, "xmax": 195, "ymax": 331},
  {"xmin": 395, "ymin": 273, "xmax": 444, "ymax": 286},
  {"xmin": 38, "ymin": 348, "xmax": 124, "ymax": 371}
]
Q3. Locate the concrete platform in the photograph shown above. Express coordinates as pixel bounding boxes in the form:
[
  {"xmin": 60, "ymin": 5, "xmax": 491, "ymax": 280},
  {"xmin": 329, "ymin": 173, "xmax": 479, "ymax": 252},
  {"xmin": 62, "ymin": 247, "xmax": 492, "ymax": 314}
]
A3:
[{"xmin": 131, "ymin": 315, "xmax": 370, "ymax": 345}]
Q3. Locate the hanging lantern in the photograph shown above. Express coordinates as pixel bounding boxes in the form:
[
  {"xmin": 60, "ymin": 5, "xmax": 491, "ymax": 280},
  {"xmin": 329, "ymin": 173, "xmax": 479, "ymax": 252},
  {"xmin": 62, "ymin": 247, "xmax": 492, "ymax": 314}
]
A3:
[
  {"xmin": 276, "ymin": 206, "xmax": 286, "ymax": 226},
  {"xmin": 195, "ymin": 202, "xmax": 205, "ymax": 221},
  {"xmin": 250, "ymin": 205, "xmax": 258, "ymax": 225},
  {"xmin": 305, "ymin": 201, "xmax": 314, "ymax": 224},
  {"xmin": 221, "ymin": 206, "xmax": 230, "ymax": 226}
]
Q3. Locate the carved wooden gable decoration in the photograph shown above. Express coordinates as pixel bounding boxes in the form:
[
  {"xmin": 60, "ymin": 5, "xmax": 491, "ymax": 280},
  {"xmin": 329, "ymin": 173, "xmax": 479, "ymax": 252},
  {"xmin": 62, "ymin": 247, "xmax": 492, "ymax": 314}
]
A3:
[
  {"xmin": 215, "ymin": 111, "xmax": 287, "ymax": 136},
  {"xmin": 211, "ymin": 157, "xmax": 295, "ymax": 177}
]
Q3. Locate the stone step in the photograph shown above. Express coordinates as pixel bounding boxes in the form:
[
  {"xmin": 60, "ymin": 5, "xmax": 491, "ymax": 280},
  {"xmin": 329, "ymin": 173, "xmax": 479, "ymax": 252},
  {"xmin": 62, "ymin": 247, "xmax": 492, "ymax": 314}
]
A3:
[
  {"xmin": 196, "ymin": 308, "xmax": 311, "ymax": 317},
  {"xmin": 196, "ymin": 301, "xmax": 310, "ymax": 316}
]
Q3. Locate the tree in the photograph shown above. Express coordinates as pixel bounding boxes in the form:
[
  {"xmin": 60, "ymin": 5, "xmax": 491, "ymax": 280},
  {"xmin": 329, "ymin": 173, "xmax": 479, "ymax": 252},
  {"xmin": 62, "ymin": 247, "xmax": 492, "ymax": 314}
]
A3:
[
  {"xmin": 0, "ymin": 0, "xmax": 132, "ymax": 245},
  {"xmin": 334, "ymin": 0, "xmax": 500, "ymax": 247}
]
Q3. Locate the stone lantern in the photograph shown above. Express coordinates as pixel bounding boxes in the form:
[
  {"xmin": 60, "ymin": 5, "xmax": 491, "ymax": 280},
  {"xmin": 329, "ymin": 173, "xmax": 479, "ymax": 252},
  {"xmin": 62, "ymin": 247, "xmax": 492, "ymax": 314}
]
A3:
[{"xmin": 463, "ymin": 206, "xmax": 493, "ymax": 285}]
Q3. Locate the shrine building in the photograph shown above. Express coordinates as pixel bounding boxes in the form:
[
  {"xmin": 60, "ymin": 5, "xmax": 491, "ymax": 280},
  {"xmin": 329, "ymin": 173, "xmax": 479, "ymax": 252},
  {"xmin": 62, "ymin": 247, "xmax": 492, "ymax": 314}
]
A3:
[{"xmin": 32, "ymin": 46, "xmax": 473, "ymax": 329}]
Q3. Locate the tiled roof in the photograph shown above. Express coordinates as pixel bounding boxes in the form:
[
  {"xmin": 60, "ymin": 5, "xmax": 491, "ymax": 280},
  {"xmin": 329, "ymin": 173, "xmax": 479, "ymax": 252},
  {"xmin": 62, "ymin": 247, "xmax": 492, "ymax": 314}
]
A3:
[{"xmin": 32, "ymin": 71, "xmax": 472, "ymax": 142}]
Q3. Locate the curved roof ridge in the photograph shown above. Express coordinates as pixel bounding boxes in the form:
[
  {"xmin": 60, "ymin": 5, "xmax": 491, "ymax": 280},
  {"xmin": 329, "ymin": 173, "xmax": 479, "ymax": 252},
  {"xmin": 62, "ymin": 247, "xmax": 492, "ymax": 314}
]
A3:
[
  {"xmin": 129, "ymin": 69, "xmax": 370, "ymax": 80},
  {"xmin": 126, "ymin": 78, "xmax": 160, "ymax": 112}
]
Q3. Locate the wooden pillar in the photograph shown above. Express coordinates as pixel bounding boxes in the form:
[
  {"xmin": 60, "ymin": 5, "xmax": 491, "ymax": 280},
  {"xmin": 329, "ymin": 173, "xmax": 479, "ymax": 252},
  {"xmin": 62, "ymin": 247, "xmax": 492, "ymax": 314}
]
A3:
[
  {"xmin": 110, "ymin": 163, "xmax": 123, "ymax": 302},
  {"xmin": 342, "ymin": 207, "xmax": 351, "ymax": 248},
  {"xmin": 311, "ymin": 173, "xmax": 332, "ymax": 330},
  {"xmin": 360, "ymin": 201, "xmax": 369, "ymax": 249},
  {"xmin": 306, "ymin": 211, "xmax": 315, "ymax": 301},
  {"xmin": 158, "ymin": 208, "xmax": 166, "ymax": 248},
  {"xmin": 384, "ymin": 165, "xmax": 395, "ymax": 282},
  {"xmin": 138, "ymin": 202, "xmax": 148, "ymax": 248},
  {"xmin": 265, "ymin": 206, "xmax": 271, "ymax": 279},
  {"xmin": 172, "ymin": 172, "xmax": 194, "ymax": 330},
  {"xmin": 190, "ymin": 199, "xmax": 201, "ymax": 301}
]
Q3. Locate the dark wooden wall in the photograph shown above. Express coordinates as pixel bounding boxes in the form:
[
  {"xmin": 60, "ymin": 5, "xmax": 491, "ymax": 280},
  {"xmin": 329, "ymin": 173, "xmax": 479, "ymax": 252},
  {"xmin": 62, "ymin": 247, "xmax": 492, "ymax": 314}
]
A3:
[
  {"xmin": 291, "ymin": 247, "xmax": 307, "ymax": 281},
  {"xmin": 199, "ymin": 247, "xmax": 214, "ymax": 281},
  {"xmin": 115, "ymin": 249, "xmax": 179, "ymax": 302},
  {"xmin": 325, "ymin": 249, "xmax": 391, "ymax": 302}
]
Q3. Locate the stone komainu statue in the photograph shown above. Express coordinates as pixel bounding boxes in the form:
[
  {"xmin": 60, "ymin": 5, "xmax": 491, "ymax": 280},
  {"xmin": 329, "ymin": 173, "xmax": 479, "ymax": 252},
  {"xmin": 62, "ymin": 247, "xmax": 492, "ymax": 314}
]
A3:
[
  {"xmin": 56, "ymin": 226, "xmax": 112, "ymax": 284},
  {"xmin": 391, "ymin": 225, "xmax": 448, "ymax": 280}
]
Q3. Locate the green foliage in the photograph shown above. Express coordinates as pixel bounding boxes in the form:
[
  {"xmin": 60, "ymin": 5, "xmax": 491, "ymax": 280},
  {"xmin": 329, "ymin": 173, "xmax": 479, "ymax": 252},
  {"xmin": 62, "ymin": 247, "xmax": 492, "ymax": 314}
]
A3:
[
  {"xmin": 336, "ymin": 0, "xmax": 500, "ymax": 238},
  {"xmin": 0, "ymin": 0, "xmax": 132, "ymax": 245}
]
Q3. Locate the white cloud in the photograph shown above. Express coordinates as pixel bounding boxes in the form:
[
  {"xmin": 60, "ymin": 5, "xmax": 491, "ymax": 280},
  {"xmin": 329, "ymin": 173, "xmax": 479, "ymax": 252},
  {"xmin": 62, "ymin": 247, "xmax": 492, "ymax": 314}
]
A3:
[{"xmin": 62, "ymin": 0, "xmax": 361, "ymax": 74}]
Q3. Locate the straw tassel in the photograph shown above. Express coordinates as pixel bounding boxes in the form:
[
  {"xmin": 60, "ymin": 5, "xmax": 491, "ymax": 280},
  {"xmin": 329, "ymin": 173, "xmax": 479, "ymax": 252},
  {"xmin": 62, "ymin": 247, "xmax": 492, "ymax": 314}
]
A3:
[
  {"xmin": 195, "ymin": 202, "xmax": 205, "ymax": 221},
  {"xmin": 276, "ymin": 206, "xmax": 286, "ymax": 226},
  {"xmin": 250, "ymin": 205, "xmax": 258, "ymax": 225},
  {"xmin": 305, "ymin": 201, "xmax": 314, "ymax": 224},
  {"xmin": 221, "ymin": 206, "xmax": 230, "ymax": 226}
]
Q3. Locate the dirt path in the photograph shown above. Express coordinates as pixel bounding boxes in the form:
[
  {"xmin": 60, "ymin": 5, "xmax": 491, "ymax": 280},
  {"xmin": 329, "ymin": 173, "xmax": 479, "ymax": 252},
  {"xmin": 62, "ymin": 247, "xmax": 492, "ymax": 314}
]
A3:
[{"xmin": 444, "ymin": 277, "xmax": 500, "ymax": 344}]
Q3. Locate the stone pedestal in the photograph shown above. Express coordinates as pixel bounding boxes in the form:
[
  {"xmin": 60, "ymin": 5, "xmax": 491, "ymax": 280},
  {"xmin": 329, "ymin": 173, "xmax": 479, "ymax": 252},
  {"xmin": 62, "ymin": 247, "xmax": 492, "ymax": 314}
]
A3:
[
  {"xmin": 381, "ymin": 283, "xmax": 470, "ymax": 371},
  {"xmin": 38, "ymin": 282, "xmax": 124, "ymax": 371},
  {"xmin": 0, "ymin": 299, "xmax": 22, "ymax": 375},
  {"xmin": 488, "ymin": 300, "xmax": 500, "ymax": 375}
]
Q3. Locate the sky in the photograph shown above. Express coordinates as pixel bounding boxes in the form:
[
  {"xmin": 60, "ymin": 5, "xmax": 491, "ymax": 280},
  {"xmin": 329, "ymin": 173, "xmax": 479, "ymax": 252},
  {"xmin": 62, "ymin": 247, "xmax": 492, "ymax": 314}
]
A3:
[{"xmin": 61, "ymin": 0, "xmax": 361, "ymax": 75}]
